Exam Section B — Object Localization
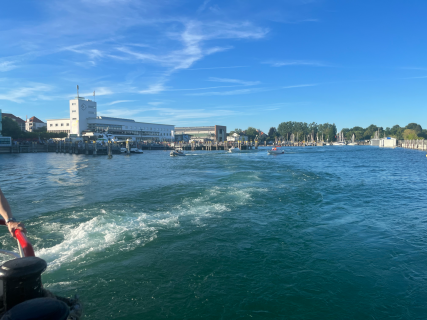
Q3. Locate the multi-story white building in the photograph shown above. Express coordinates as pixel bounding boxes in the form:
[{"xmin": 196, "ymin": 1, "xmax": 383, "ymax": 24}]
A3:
[
  {"xmin": 227, "ymin": 132, "xmax": 248, "ymax": 142},
  {"xmin": 26, "ymin": 116, "xmax": 47, "ymax": 132},
  {"xmin": 48, "ymin": 96, "xmax": 174, "ymax": 141},
  {"xmin": 47, "ymin": 119, "xmax": 71, "ymax": 134}
]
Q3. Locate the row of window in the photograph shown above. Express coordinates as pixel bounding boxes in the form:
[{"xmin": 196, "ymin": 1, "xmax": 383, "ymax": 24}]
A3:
[
  {"xmin": 123, "ymin": 126, "xmax": 172, "ymax": 131},
  {"xmin": 48, "ymin": 130, "xmax": 70, "ymax": 133},
  {"xmin": 50, "ymin": 123, "xmax": 69, "ymax": 127}
]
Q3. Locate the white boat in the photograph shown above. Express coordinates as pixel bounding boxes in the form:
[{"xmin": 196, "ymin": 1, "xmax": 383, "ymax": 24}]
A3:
[
  {"xmin": 130, "ymin": 147, "xmax": 143, "ymax": 153},
  {"xmin": 347, "ymin": 133, "xmax": 357, "ymax": 146},
  {"xmin": 228, "ymin": 147, "xmax": 240, "ymax": 152},
  {"xmin": 170, "ymin": 149, "xmax": 185, "ymax": 156},
  {"xmin": 121, "ymin": 147, "xmax": 143, "ymax": 153},
  {"xmin": 267, "ymin": 147, "xmax": 284, "ymax": 154},
  {"xmin": 333, "ymin": 131, "xmax": 346, "ymax": 146}
]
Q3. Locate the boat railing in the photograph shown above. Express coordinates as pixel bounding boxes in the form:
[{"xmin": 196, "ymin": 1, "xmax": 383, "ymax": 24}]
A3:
[{"xmin": 0, "ymin": 219, "xmax": 35, "ymax": 258}]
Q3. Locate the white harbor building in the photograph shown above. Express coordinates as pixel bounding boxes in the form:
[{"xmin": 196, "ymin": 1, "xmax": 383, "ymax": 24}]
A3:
[{"xmin": 47, "ymin": 96, "xmax": 174, "ymax": 142}]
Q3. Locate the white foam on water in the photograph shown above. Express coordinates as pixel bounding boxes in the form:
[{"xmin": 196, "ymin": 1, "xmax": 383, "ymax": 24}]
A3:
[
  {"xmin": 36, "ymin": 184, "xmax": 264, "ymax": 272},
  {"xmin": 37, "ymin": 213, "xmax": 157, "ymax": 272}
]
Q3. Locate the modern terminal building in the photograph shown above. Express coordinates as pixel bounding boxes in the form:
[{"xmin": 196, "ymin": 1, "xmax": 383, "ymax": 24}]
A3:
[
  {"xmin": 47, "ymin": 96, "xmax": 174, "ymax": 142},
  {"xmin": 174, "ymin": 126, "xmax": 226, "ymax": 142}
]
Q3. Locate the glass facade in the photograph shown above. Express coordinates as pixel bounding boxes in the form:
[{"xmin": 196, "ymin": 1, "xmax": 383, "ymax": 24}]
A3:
[
  {"xmin": 88, "ymin": 123, "xmax": 123, "ymax": 132},
  {"xmin": 87, "ymin": 123, "xmax": 161, "ymax": 137}
]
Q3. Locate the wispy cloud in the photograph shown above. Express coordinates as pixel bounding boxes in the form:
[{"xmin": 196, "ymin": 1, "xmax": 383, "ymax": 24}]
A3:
[
  {"xmin": 0, "ymin": 61, "xmax": 18, "ymax": 72},
  {"xmin": 139, "ymin": 83, "xmax": 166, "ymax": 94},
  {"xmin": 400, "ymin": 67, "xmax": 427, "ymax": 71},
  {"xmin": 104, "ymin": 100, "xmax": 135, "ymax": 106},
  {"xmin": 188, "ymin": 65, "xmax": 248, "ymax": 70},
  {"xmin": 0, "ymin": 84, "xmax": 52, "ymax": 103},
  {"xmin": 99, "ymin": 108, "xmax": 146, "ymax": 118},
  {"xmin": 116, "ymin": 20, "xmax": 268, "ymax": 93},
  {"xmin": 197, "ymin": 0, "xmax": 211, "ymax": 13},
  {"xmin": 401, "ymin": 76, "xmax": 427, "ymax": 79},
  {"xmin": 148, "ymin": 101, "xmax": 165, "ymax": 106},
  {"xmin": 99, "ymin": 105, "xmax": 241, "ymax": 126},
  {"xmin": 208, "ymin": 77, "xmax": 260, "ymax": 86},
  {"xmin": 149, "ymin": 107, "xmax": 240, "ymax": 119},
  {"xmin": 188, "ymin": 87, "xmax": 268, "ymax": 96},
  {"xmin": 283, "ymin": 84, "xmax": 318, "ymax": 89},
  {"xmin": 82, "ymin": 87, "xmax": 114, "ymax": 96},
  {"xmin": 170, "ymin": 85, "xmax": 240, "ymax": 91},
  {"xmin": 264, "ymin": 60, "xmax": 327, "ymax": 67}
]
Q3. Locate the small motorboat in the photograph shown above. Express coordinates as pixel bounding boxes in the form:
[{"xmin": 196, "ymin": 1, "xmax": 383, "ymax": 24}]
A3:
[
  {"xmin": 267, "ymin": 147, "xmax": 284, "ymax": 154},
  {"xmin": 170, "ymin": 149, "xmax": 185, "ymax": 157},
  {"xmin": 228, "ymin": 147, "xmax": 240, "ymax": 152},
  {"xmin": 121, "ymin": 147, "xmax": 143, "ymax": 153},
  {"xmin": 130, "ymin": 147, "xmax": 143, "ymax": 153}
]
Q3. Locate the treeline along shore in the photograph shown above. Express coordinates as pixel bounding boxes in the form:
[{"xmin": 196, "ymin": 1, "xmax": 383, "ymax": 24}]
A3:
[{"xmin": 234, "ymin": 122, "xmax": 427, "ymax": 142}]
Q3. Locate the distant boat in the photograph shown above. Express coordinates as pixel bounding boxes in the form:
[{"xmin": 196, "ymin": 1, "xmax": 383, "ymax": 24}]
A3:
[
  {"xmin": 131, "ymin": 147, "xmax": 143, "ymax": 153},
  {"xmin": 333, "ymin": 131, "xmax": 346, "ymax": 146},
  {"xmin": 333, "ymin": 141, "xmax": 346, "ymax": 146},
  {"xmin": 121, "ymin": 147, "xmax": 143, "ymax": 153},
  {"xmin": 170, "ymin": 148, "xmax": 185, "ymax": 157},
  {"xmin": 228, "ymin": 147, "xmax": 240, "ymax": 152},
  {"xmin": 348, "ymin": 133, "xmax": 357, "ymax": 146},
  {"xmin": 268, "ymin": 147, "xmax": 284, "ymax": 154}
]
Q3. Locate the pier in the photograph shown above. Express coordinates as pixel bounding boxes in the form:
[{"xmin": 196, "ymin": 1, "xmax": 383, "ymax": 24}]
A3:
[
  {"xmin": 399, "ymin": 140, "xmax": 427, "ymax": 151},
  {"xmin": 0, "ymin": 140, "xmax": 258, "ymax": 154}
]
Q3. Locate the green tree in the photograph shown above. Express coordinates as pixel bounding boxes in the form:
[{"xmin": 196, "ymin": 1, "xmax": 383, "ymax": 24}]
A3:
[
  {"xmin": 2, "ymin": 117, "xmax": 23, "ymax": 138},
  {"xmin": 229, "ymin": 128, "xmax": 243, "ymax": 136},
  {"xmin": 403, "ymin": 129, "xmax": 420, "ymax": 140},
  {"xmin": 245, "ymin": 127, "xmax": 258, "ymax": 141},
  {"xmin": 406, "ymin": 123, "xmax": 422, "ymax": 134},
  {"xmin": 268, "ymin": 127, "xmax": 278, "ymax": 140}
]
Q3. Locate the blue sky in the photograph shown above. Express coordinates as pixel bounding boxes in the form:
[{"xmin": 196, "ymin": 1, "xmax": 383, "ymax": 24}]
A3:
[{"xmin": 1, "ymin": 0, "xmax": 426, "ymax": 132}]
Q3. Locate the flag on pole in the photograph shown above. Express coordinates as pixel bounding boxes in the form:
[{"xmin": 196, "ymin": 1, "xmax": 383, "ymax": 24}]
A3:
[{"xmin": 93, "ymin": 91, "xmax": 95, "ymax": 96}]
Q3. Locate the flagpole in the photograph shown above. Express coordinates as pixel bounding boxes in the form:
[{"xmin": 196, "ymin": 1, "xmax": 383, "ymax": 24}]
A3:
[
  {"xmin": 93, "ymin": 90, "xmax": 95, "ymax": 102},
  {"xmin": 77, "ymin": 85, "xmax": 79, "ymax": 98}
]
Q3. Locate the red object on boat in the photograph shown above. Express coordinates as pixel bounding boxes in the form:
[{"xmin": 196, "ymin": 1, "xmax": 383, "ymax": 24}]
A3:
[{"xmin": 0, "ymin": 219, "xmax": 35, "ymax": 257}]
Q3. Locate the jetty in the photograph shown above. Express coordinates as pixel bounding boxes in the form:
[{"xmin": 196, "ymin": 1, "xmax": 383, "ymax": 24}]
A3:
[{"xmin": 0, "ymin": 140, "xmax": 258, "ymax": 155}]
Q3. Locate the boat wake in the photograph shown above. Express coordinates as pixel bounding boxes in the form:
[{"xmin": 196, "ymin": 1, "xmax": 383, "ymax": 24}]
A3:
[{"xmin": 34, "ymin": 184, "xmax": 263, "ymax": 272}]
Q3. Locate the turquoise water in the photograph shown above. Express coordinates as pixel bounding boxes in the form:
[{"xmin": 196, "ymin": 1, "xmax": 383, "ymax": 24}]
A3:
[{"xmin": 1, "ymin": 147, "xmax": 427, "ymax": 319}]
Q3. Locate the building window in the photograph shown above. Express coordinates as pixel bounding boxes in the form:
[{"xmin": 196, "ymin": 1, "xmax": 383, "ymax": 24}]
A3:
[
  {"xmin": 72, "ymin": 110, "xmax": 76, "ymax": 112},
  {"xmin": 72, "ymin": 103, "xmax": 76, "ymax": 105},
  {"xmin": 50, "ymin": 124, "xmax": 53, "ymax": 127},
  {"xmin": 61, "ymin": 123, "xmax": 64, "ymax": 126},
  {"xmin": 66, "ymin": 123, "xmax": 69, "ymax": 126},
  {"xmin": 72, "ymin": 118, "xmax": 76, "ymax": 120},
  {"xmin": 55, "ymin": 124, "xmax": 58, "ymax": 126}
]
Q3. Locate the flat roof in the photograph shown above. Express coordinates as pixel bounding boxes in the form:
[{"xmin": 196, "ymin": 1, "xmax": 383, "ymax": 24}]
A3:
[
  {"xmin": 46, "ymin": 118, "xmax": 70, "ymax": 121},
  {"xmin": 91, "ymin": 116, "xmax": 174, "ymax": 126},
  {"xmin": 175, "ymin": 126, "xmax": 223, "ymax": 129}
]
